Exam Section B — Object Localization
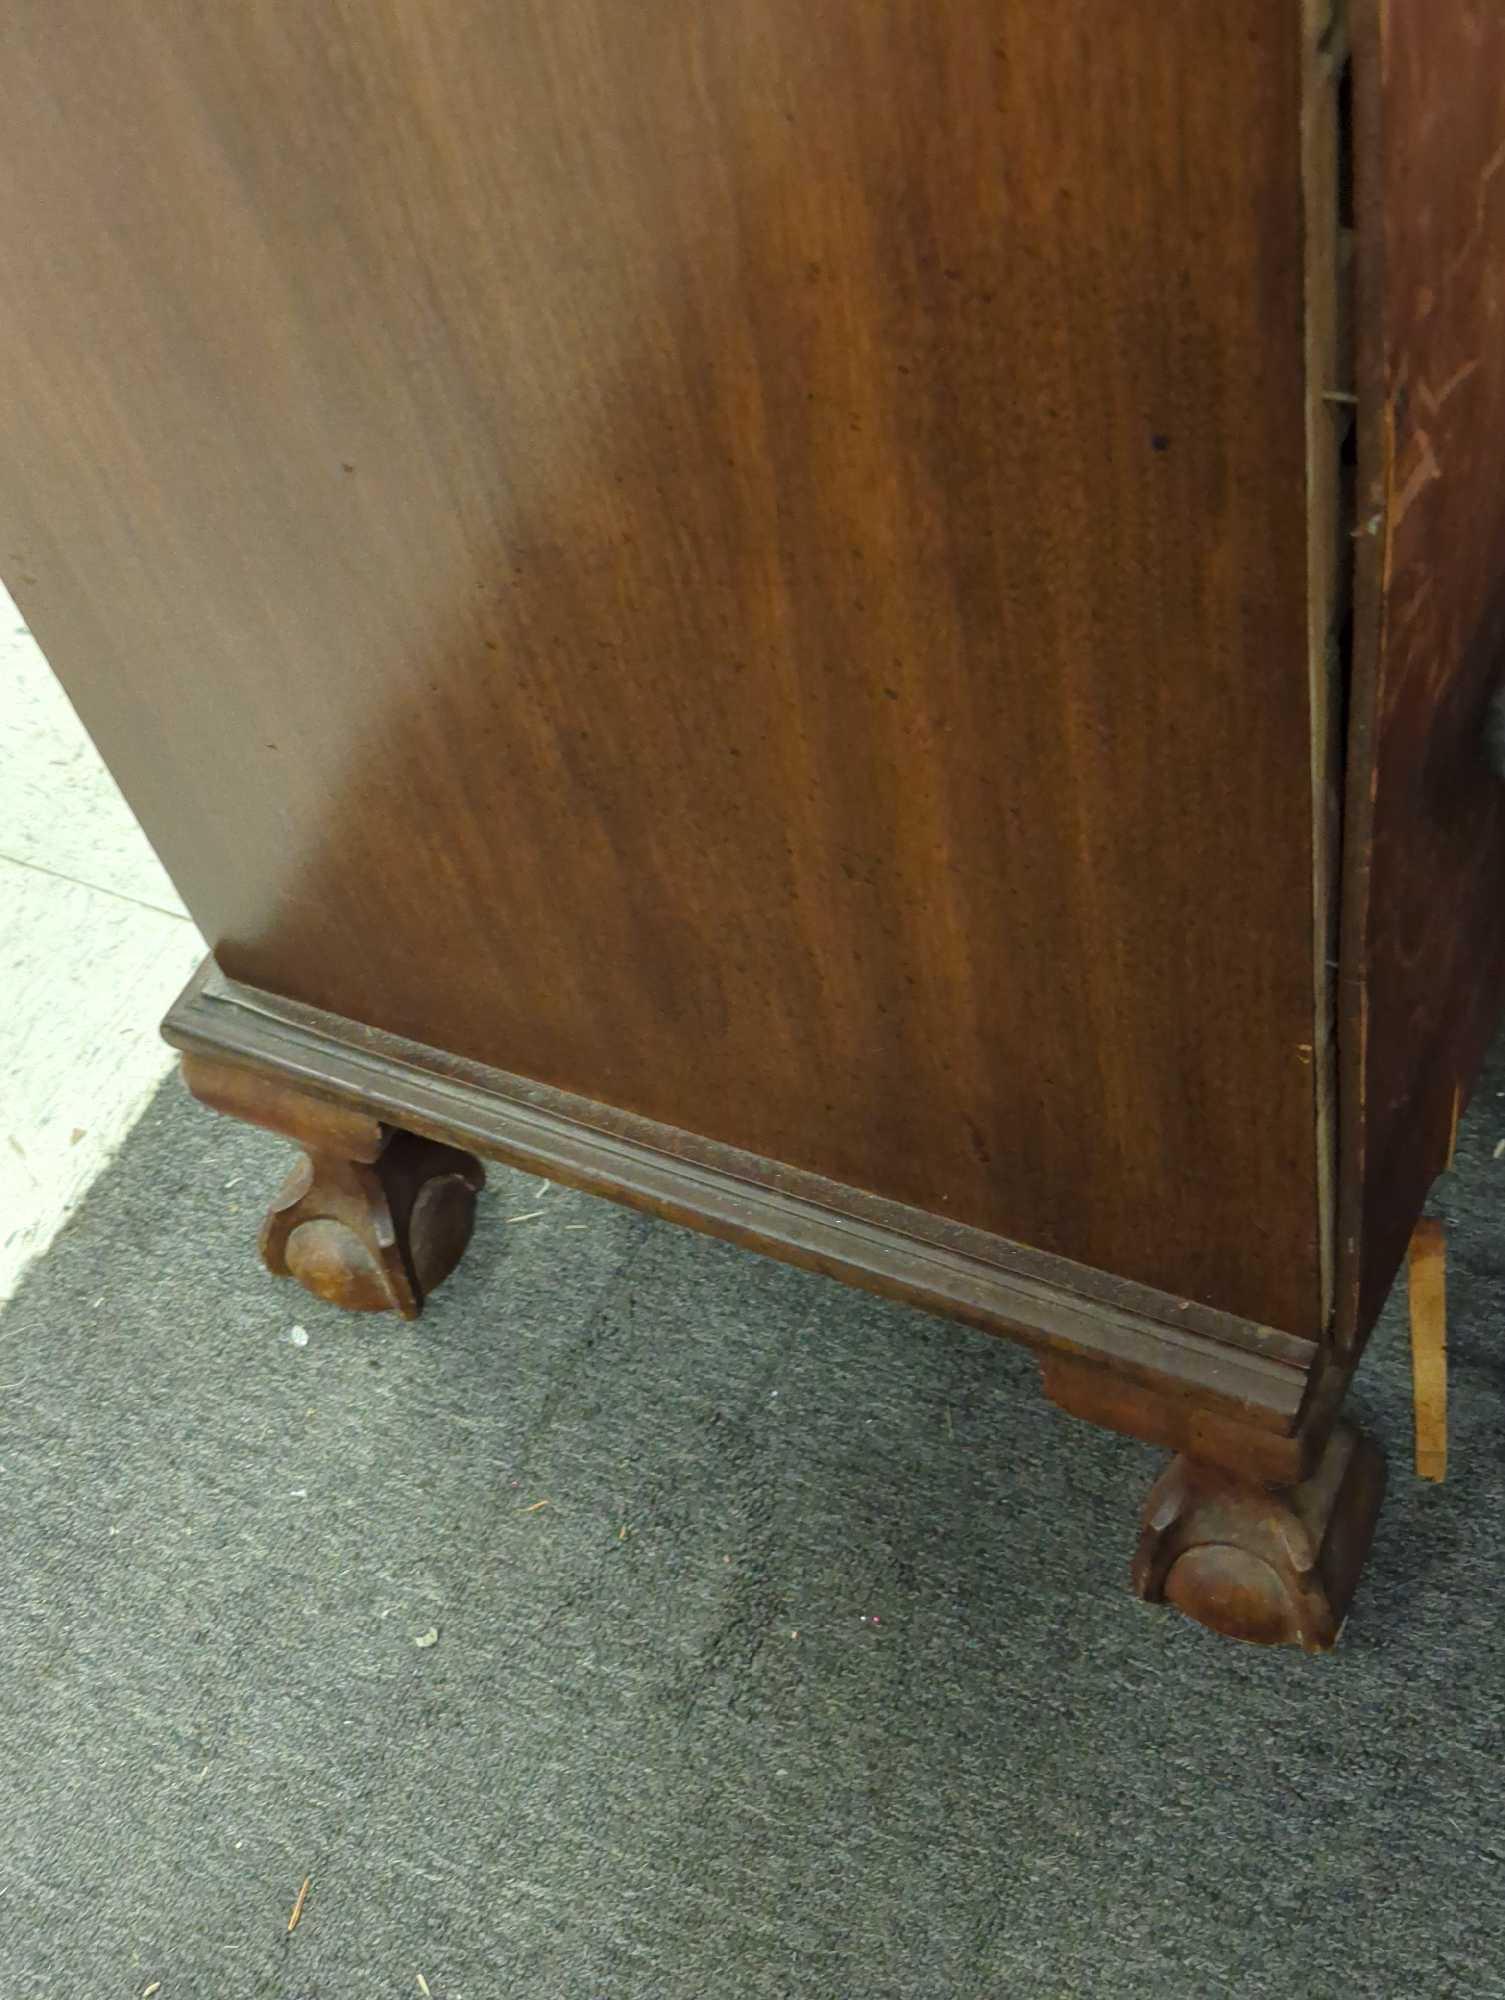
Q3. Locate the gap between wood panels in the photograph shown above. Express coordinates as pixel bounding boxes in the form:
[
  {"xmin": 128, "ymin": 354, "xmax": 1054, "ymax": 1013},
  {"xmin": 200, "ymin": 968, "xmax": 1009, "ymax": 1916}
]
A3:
[{"xmin": 1304, "ymin": 0, "xmax": 1357, "ymax": 1335}]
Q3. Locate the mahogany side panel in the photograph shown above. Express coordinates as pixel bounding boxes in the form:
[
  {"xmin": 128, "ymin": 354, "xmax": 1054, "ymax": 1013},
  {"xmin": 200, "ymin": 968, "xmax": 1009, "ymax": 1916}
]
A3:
[
  {"xmin": 0, "ymin": 1, "xmax": 1322, "ymax": 1328},
  {"xmin": 1340, "ymin": 3, "xmax": 1505, "ymax": 1343}
]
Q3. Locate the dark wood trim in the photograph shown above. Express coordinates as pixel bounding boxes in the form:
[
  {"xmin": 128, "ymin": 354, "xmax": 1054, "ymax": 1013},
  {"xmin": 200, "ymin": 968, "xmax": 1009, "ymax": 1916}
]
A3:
[{"xmin": 165, "ymin": 959, "xmax": 1316, "ymax": 1437}]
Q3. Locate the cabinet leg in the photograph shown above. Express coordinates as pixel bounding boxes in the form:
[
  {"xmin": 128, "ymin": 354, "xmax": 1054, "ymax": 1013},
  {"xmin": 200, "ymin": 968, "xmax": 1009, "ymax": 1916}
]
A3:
[
  {"xmin": 259, "ymin": 1131, "xmax": 484, "ymax": 1318},
  {"xmin": 1131, "ymin": 1422, "xmax": 1385, "ymax": 1652},
  {"xmin": 182, "ymin": 1052, "xmax": 484, "ymax": 1318}
]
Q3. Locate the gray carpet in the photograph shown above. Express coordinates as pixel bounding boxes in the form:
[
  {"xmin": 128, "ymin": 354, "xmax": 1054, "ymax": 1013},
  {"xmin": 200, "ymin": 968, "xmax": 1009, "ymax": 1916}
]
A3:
[{"xmin": 6, "ymin": 1053, "xmax": 1505, "ymax": 2000}]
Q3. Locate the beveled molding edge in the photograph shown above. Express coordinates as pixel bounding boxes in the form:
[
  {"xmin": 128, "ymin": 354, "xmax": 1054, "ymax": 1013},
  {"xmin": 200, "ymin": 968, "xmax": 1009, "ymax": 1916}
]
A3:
[{"xmin": 164, "ymin": 958, "xmax": 1318, "ymax": 1445}]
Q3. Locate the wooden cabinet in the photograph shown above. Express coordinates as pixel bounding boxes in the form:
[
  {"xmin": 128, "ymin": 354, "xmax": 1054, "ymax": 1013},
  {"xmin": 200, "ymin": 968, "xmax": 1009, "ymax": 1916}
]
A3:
[{"xmin": 4, "ymin": 2, "xmax": 1501, "ymax": 1648}]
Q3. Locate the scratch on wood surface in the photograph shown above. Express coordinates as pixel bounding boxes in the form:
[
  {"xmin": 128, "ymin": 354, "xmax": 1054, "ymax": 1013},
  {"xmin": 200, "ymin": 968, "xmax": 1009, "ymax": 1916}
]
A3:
[
  {"xmin": 1379, "ymin": 392, "xmax": 1399, "ymax": 597},
  {"xmin": 1417, "ymin": 356, "xmax": 1481, "ymax": 415},
  {"xmin": 1387, "ymin": 569, "xmax": 1436, "ymax": 642},
  {"xmin": 1389, "ymin": 429, "xmax": 1443, "ymax": 532},
  {"xmin": 1444, "ymin": 136, "xmax": 1505, "ymax": 290}
]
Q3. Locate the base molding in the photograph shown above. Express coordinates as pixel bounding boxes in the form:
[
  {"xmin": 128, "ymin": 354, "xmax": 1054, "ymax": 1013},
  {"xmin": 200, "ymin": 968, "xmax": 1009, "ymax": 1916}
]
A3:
[
  {"xmin": 1041, "ymin": 1351, "xmax": 1325, "ymax": 1488},
  {"xmin": 166, "ymin": 959, "xmax": 1320, "ymax": 1470}
]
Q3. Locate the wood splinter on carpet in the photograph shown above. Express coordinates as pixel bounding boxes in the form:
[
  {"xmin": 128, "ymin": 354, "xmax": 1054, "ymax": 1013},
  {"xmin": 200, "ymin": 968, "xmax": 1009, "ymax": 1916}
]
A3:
[
  {"xmin": 506, "ymin": 1210, "xmax": 546, "ymax": 1223},
  {"xmin": 1408, "ymin": 1216, "xmax": 1448, "ymax": 1483},
  {"xmin": 287, "ymin": 1874, "xmax": 311, "ymax": 1933},
  {"xmin": 521, "ymin": 1498, "xmax": 550, "ymax": 1513},
  {"xmin": 416, "ymin": 1976, "xmax": 432, "ymax": 1997}
]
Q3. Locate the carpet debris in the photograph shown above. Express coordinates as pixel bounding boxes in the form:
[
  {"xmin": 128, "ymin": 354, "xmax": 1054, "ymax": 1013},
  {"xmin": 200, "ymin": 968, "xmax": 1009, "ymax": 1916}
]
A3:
[
  {"xmin": 414, "ymin": 1627, "xmax": 440, "ymax": 1649},
  {"xmin": 287, "ymin": 1875, "xmax": 310, "ymax": 1933}
]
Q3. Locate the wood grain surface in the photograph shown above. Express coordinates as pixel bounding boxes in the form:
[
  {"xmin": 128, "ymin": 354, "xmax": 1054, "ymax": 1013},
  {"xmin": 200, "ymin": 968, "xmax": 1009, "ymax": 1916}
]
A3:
[
  {"xmin": 0, "ymin": 2, "xmax": 1324, "ymax": 1329},
  {"xmin": 1340, "ymin": 2, "xmax": 1505, "ymax": 1343}
]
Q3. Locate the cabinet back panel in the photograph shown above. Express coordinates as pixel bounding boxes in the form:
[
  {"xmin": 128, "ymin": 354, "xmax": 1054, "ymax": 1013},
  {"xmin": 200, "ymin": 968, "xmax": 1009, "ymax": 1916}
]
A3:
[{"xmin": 0, "ymin": 1, "xmax": 1322, "ymax": 1330}]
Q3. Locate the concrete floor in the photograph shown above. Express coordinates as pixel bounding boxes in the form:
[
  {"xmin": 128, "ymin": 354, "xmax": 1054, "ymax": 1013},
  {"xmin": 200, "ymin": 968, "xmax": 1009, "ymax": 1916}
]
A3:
[{"xmin": 0, "ymin": 576, "xmax": 205, "ymax": 1300}]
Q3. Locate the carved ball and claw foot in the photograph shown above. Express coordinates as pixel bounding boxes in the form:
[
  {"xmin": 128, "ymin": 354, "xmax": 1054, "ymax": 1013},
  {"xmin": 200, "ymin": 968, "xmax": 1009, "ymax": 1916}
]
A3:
[
  {"xmin": 260, "ymin": 1131, "xmax": 484, "ymax": 1318},
  {"xmin": 181, "ymin": 1052, "xmax": 484, "ymax": 1319},
  {"xmin": 1131, "ymin": 1421, "xmax": 1386, "ymax": 1652}
]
